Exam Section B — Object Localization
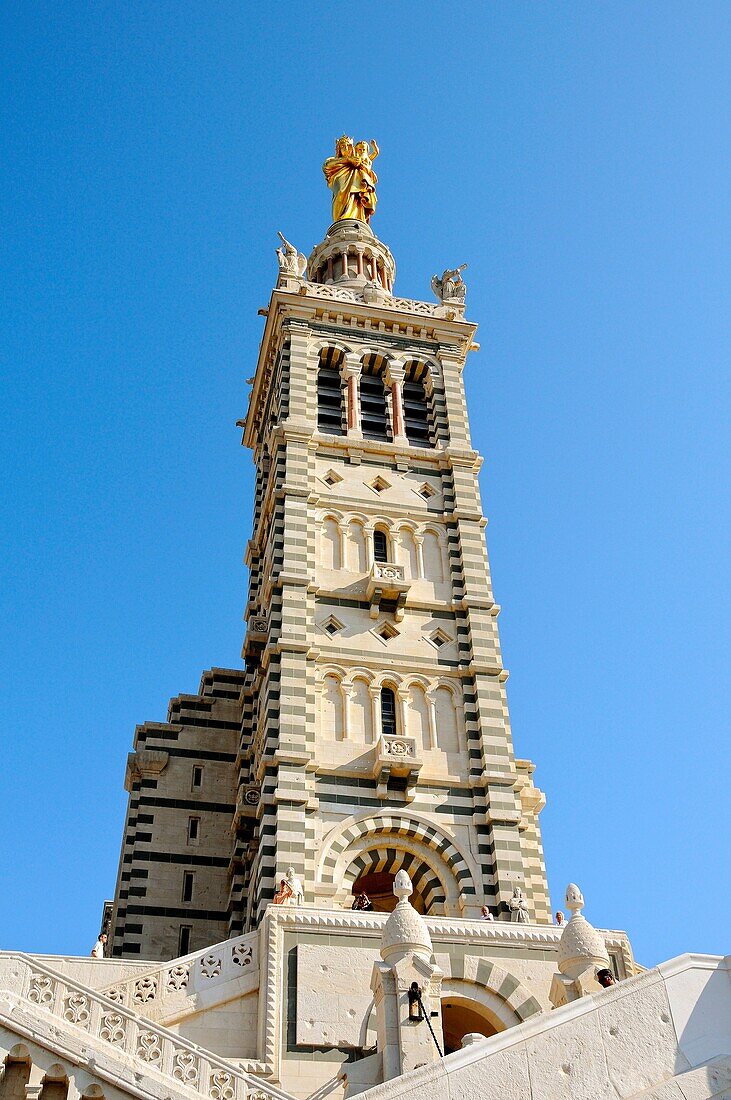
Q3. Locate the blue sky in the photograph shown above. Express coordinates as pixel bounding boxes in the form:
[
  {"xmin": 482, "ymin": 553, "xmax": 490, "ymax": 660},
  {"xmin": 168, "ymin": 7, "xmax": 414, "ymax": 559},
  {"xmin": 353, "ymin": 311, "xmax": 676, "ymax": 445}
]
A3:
[{"xmin": 1, "ymin": 3, "xmax": 729, "ymax": 966}]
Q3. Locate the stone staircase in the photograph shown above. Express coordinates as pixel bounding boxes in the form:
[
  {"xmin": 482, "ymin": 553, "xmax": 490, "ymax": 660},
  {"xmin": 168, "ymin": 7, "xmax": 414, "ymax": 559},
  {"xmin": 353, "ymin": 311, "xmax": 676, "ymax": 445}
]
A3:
[
  {"xmin": 0, "ymin": 952, "xmax": 293, "ymax": 1100},
  {"xmin": 97, "ymin": 931, "xmax": 259, "ymax": 1027}
]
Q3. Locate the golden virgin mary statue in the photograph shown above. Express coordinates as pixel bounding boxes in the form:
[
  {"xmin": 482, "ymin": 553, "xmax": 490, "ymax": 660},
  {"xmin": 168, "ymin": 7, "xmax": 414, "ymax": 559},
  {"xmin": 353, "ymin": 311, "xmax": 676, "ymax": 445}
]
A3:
[{"xmin": 323, "ymin": 136, "xmax": 379, "ymax": 224}]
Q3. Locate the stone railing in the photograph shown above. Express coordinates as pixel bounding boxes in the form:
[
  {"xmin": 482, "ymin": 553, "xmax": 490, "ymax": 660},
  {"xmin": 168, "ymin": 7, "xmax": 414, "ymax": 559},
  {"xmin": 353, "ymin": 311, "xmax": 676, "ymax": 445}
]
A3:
[
  {"xmin": 302, "ymin": 281, "xmax": 444, "ymax": 318},
  {"xmin": 0, "ymin": 953, "xmax": 290, "ymax": 1100},
  {"xmin": 99, "ymin": 930, "xmax": 259, "ymax": 1016}
]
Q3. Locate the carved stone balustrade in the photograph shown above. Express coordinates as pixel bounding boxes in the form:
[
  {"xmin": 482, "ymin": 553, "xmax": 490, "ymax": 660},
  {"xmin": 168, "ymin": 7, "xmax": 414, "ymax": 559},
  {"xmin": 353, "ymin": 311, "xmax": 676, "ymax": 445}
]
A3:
[
  {"xmin": 0, "ymin": 951, "xmax": 291, "ymax": 1100},
  {"xmin": 99, "ymin": 929, "xmax": 259, "ymax": 1022},
  {"xmin": 366, "ymin": 562, "xmax": 410, "ymax": 621},
  {"xmin": 373, "ymin": 734, "xmax": 422, "ymax": 800}
]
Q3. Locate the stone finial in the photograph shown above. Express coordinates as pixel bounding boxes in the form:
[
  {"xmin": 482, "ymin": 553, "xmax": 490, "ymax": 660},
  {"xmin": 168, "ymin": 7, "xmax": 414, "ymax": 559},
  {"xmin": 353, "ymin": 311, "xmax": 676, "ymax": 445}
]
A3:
[
  {"xmin": 565, "ymin": 883, "xmax": 585, "ymax": 915},
  {"xmin": 556, "ymin": 883, "xmax": 610, "ymax": 980},
  {"xmin": 393, "ymin": 869, "xmax": 413, "ymax": 901},
  {"xmin": 380, "ymin": 871, "xmax": 433, "ymax": 965}
]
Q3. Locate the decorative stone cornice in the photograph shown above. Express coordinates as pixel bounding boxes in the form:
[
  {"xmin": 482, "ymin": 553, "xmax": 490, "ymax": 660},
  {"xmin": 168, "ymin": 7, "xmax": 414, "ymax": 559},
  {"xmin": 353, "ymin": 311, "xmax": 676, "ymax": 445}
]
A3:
[{"xmin": 263, "ymin": 905, "xmax": 632, "ymax": 952}]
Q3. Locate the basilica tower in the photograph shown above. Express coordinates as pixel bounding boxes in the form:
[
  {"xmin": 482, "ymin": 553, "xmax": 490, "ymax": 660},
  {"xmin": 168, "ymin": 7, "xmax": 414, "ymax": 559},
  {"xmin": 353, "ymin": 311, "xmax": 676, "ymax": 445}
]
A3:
[{"xmin": 108, "ymin": 140, "xmax": 551, "ymax": 961}]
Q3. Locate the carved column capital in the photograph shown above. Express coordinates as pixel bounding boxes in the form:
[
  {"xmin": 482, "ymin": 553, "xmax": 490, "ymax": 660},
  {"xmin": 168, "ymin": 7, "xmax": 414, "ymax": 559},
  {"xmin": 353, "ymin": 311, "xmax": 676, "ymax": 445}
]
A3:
[
  {"xmin": 384, "ymin": 358, "xmax": 406, "ymax": 387},
  {"xmin": 342, "ymin": 351, "xmax": 363, "ymax": 378}
]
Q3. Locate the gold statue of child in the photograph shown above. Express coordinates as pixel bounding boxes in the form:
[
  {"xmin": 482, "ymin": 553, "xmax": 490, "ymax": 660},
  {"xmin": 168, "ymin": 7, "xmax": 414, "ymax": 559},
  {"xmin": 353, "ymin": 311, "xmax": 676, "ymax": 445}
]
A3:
[{"xmin": 323, "ymin": 136, "xmax": 380, "ymax": 224}]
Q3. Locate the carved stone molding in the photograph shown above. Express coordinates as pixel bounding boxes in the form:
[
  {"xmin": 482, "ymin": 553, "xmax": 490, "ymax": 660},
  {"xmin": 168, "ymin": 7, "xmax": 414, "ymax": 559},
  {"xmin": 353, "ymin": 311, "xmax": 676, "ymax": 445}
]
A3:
[{"xmin": 124, "ymin": 749, "xmax": 169, "ymax": 791}]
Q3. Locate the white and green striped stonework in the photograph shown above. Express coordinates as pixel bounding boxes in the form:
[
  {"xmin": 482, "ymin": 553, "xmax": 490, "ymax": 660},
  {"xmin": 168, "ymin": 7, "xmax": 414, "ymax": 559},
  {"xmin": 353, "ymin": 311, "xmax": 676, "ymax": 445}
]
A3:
[
  {"xmin": 107, "ymin": 218, "xmax": 554, "ymax": 963},
  {"xmin": 237, "ymin": 219, "xmax": 553, "ymax": 932}
]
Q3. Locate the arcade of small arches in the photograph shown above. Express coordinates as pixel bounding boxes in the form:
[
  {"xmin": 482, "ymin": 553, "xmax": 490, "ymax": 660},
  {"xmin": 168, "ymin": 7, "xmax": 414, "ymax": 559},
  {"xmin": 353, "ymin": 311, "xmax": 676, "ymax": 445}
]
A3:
[
  {"xmin": 317, "ymin": 512, "xmax": 448, "ymax": 582},
  {"xmin": 316, "ymin": 668, "xmax": 465, "ymax": 755},
  {"xmin": 316, "ymin": 345, "xmax": 437, "ymax": 447},
  {"xmin": 0, "ymin": 1046, "xmax": 107, "ymax": 1100},
  {"xmin": 308, "ymin": 245, "xmax": 394, "ymax": 292}
]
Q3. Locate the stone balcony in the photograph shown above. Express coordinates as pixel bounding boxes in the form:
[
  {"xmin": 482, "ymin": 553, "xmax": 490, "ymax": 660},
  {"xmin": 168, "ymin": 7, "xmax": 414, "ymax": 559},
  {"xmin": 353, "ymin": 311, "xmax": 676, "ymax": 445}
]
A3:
[
  {"xmin": 373, "ymin": 734, "xmax": 422, "ymax": 800},
  {"xmin": 366, "ymin": 561, "xmax": 410, "ymax": 621}
]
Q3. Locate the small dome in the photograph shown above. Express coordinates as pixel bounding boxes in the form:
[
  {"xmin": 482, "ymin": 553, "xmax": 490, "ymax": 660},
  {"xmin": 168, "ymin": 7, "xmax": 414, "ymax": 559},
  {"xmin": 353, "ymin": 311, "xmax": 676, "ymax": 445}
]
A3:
[
  {"xmin": 556, "ymin": 883, "xmax": 609, "ymax": 978},
  {"xmin": 380, "ymin": 872, "xmax": 433, "ymax": 964}
]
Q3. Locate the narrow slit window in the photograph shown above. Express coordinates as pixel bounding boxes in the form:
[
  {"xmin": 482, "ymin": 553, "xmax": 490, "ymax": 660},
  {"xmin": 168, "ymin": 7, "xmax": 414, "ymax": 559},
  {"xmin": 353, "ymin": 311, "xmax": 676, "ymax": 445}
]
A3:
[
  {"xmin": 188, "ymin": 816, "xmax": 200, "ymax": 843},
  {"xmin": 381, "ymin": 688, "xmax": 397, "ymax": 736},
  {"xmin": 373, "ymin": 529, "xmax": 389, "ymax": 563},
  {"xmin": 191, "ymin": 766, "xmax": 203, "ymax": 790},
  {"xmin": 178, "ymin": 925, "xmax": 192, "ymax": 956},
  {"xmin": 182, "ymin": 871, "xmax": 194, "ymax": 903}
]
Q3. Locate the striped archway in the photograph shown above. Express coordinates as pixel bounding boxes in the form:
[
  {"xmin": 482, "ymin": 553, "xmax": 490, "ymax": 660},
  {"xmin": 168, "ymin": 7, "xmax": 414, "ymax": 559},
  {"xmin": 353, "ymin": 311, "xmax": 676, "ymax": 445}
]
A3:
[
  {"xmin": 318, "ymin": 812, "xmax": 478, "ymax": 916},
  {"xmin": 344, "ymin": 847, "xmax": 446, "ymax": 912}
]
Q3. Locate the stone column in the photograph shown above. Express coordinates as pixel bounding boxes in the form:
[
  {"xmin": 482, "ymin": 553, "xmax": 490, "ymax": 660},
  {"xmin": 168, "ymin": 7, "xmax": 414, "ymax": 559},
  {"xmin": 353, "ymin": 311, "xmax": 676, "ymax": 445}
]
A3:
[
  {"xmin": 24, "ymin": 1065, "xmax": 45, "ymax": 1100},
  {"xmin": 425, "ymin": 688, "xmax": 438, "ymax": 750},
  {"xmin": 342, "ymin": 683, "xmax": 355, "ymax": 740},
  {"xmin": 343, "ymin": 353, "xmax": 363, "ymax": 439},
  {"xmin": 414, "ymin": 533, "xmax": 425, "ymax": 579},
  {"xmin": 396, "ymin": 687, "xmax": 409, "ymax": 740},
  {"xmin": 365, "ymin": 525, "xmax": 375, "ymax": 570},
  {"xmin": 370, "ymin": 685, "xmax": 382, "ymax": 742},
  {"xmin": 386, "ymin": 360, "xmax": 408, "ymax": 446}
]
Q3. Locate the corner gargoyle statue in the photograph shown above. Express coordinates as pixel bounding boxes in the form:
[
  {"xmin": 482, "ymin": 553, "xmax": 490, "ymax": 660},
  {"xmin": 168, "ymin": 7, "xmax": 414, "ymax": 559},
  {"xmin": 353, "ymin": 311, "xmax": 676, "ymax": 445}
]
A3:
[
  {"xmin": 276, "ymin": 231, "xmax": 307, "ymax": 277},
  {"xmin": 431, "ymin": 264, "xmax": 467, "ymax": 304}
]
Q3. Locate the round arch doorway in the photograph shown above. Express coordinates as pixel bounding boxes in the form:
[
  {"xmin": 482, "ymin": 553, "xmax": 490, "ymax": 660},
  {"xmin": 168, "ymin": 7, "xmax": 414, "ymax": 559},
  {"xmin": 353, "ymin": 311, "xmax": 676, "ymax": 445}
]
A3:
[
  {"xmin": 441, "ymin": 996, "xmax": 501, "ymax": 1055},
  {"xmin": 351, "ymin": 871, "xmax": 427, "ymax": 913}
]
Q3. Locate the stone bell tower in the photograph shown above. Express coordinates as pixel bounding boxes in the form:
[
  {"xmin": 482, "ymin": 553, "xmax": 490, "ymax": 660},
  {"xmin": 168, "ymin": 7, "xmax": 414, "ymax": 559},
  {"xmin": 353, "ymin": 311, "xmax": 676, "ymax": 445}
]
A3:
[
  {"xmin": 107, "ymin": 137, "xmax": 552, "ymax": 963},
  {"xmin": 236, "ymin": 151, "xmax": 552, "ymax": 928}
]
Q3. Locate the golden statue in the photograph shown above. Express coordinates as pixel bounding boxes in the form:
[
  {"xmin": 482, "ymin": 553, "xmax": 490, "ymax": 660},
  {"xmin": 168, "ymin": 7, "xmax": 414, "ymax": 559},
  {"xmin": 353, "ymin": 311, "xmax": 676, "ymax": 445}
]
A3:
[{"xmin": 323, "ymin": 136, "xmax": 379, "ymax": 224}]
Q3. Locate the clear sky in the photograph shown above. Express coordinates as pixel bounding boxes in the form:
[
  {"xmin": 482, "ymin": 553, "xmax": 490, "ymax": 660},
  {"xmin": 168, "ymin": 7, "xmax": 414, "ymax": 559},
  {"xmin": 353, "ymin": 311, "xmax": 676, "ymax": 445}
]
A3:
[{"xmin": 1, "ymin": 3, "xmax": 729, "ymax": 967}]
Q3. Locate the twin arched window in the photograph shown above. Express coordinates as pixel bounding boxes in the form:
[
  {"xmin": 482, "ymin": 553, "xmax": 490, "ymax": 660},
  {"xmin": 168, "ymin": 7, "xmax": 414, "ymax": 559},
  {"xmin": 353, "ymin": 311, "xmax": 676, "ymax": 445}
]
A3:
[{"xmin": 316, "ymin": 349, "xmax": 434, "ymax": 446}]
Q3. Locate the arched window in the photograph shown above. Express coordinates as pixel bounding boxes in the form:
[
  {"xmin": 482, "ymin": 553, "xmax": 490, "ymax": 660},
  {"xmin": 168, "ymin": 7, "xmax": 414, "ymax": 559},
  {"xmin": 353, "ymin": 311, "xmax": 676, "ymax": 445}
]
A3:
[
  {"xmin": 381, "ymin": 687, "xmax": 397, "ymax": 736},
  {"xmin": 398, "ymin": 527, "xmax": 420, "ymax": 578},
  {"xmin": 350, "ymin": 677, "xmax": 373, "ymax": 744},
  {"xmin": 321, "ymin": 674, "xmax": 345, "ymax": 741},
  {"xmin": 320, "ymin": 517, "xmax": 342, "ymax": 570},
  {"xmin": 347, "ymin": 520, "xmax": 368, "ymax": 572},
  {"xmin": 360, "ymin": 356, "xmax": 391, "ymax": 442},
  {"xmin": 408, "ymin": 683, "xmax": 430, "ymax": 750},
  {"xmin": 403, "ymin": 363, "xmax": 433, "ymax": 447},
  {"xmin": 373, "ymin": 528, "xmax": 389, "ymax": 563},
  {"xmin": 317, "ymin": 349, "xmax": 345, "ymax": 435},
  {"xmin": 434, "ymin": 686, "xmax": 460, "ymax": 753},
  {"xmin": 422, "ymin": 529, "xmax": 445, "ymax": 581}
]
